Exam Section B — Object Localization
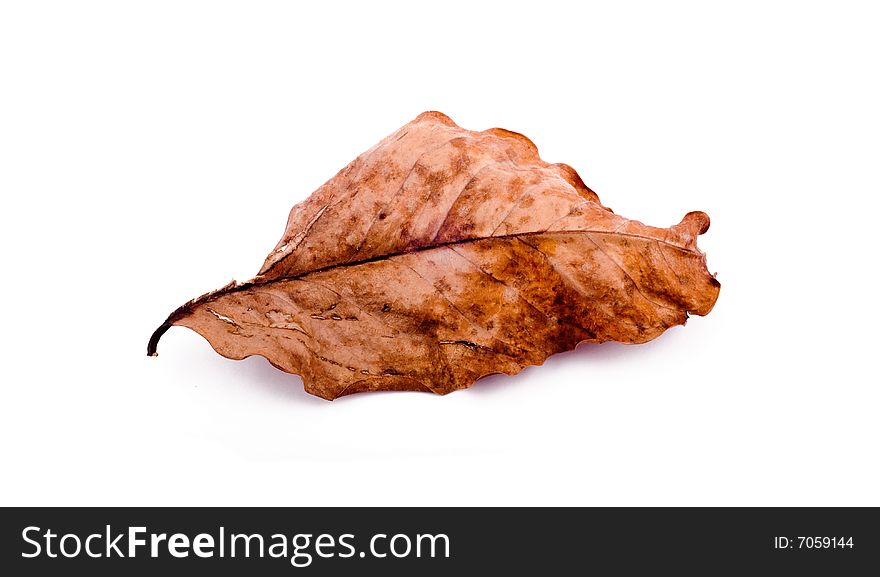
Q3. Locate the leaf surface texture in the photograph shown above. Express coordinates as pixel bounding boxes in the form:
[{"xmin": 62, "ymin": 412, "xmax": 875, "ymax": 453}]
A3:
[{"xmin": 149, "ymin": 112, "xmax": 720, "ymax": 399}]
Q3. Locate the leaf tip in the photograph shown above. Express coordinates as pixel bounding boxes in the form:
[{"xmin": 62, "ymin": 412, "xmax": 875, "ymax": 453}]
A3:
[{"xmin": 681, "ymin": 211, "xmax": 711, "ymax": 235}]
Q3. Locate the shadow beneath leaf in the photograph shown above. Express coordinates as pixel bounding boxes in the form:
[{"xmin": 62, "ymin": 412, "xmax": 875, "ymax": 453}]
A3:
[
  {"xmin": 163, "ymin": 324, "xmax": 686, "ymax": 404},
  {"xmin": 171, "ymin": 344, "xmax": 324, "ymax": 406},
  {"xmin": 468, "ymin": 334, "xmax": 679, "ymax": 396},
  {"xmin": 227, "ymin": 355, "xmax": 329, "ymax": 405}
]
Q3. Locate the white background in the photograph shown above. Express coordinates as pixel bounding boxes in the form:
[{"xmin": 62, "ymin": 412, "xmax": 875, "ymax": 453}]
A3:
[{"xmin": 2, "ymin": 1, "xmax": 878, "ymax": 506}]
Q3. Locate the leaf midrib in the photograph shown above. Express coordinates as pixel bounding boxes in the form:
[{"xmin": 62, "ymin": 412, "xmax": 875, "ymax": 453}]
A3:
[{"xmin": 252, "ymin": 227, "xmax": 702, "ymax": 289}]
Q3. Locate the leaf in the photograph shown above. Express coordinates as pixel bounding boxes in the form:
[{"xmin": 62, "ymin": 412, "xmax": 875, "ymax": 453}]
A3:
[{"xmin": 148, "ymin": 111, "xmax": 720, "ymax": 400}]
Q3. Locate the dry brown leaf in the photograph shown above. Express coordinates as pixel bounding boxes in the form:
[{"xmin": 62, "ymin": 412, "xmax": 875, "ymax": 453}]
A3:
[{"xmin": 148, "ymin": 111, "xmax": 720, "ymax": 400}]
